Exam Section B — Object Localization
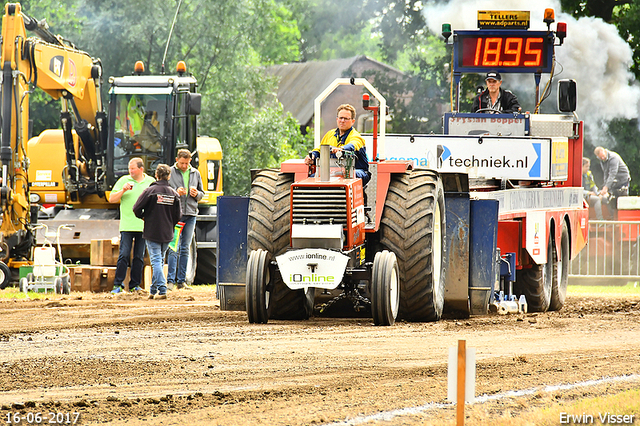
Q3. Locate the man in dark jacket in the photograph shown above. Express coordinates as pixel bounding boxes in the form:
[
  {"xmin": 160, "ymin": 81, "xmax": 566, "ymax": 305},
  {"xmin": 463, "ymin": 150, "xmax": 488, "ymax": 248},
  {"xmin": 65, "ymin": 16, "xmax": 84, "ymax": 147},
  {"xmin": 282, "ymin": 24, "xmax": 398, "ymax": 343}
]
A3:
[
  {"xmin": 133, "ymin": 164, "xmax": 182, "ymax": 299},
  {"xmin": 594, "ymin": 147, "xmax": 630, "ymax": 197},
  {"xmin": 472, "ymin": 71, "xmax": 521, "ymax": 114}
]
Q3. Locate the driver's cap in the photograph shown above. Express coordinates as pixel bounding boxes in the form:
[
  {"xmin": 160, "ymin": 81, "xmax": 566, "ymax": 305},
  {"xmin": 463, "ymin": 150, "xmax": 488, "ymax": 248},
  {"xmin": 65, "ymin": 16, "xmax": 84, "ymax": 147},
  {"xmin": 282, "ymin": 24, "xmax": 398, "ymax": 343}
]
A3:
[{"xmin": 485, "ymin": 71, "xmax": 502, "ymax": 81}]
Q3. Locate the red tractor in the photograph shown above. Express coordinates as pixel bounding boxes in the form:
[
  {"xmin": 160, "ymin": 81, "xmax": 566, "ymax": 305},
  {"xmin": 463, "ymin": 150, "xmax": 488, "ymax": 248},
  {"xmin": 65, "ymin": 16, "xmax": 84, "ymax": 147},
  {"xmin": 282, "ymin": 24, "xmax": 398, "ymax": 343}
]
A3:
[{"xmin": 246, "ymin": 79, "xmax": 446, "ymax": 326}]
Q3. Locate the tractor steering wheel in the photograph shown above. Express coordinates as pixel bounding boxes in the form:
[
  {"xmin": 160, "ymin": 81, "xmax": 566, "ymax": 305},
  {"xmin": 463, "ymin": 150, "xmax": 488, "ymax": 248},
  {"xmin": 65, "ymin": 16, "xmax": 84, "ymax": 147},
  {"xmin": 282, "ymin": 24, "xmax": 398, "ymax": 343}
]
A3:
[{"xmin": 474, "ymin": 107, "xmax": 502, "ymax": 114}]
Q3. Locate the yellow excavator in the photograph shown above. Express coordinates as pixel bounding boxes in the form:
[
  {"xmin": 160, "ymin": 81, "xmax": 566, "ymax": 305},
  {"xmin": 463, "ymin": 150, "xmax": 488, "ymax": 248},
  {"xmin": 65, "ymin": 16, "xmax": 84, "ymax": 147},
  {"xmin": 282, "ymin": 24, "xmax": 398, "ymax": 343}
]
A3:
[{"xmin": 0, "ymin": 3, "xmax": 222, "ymax": 287}]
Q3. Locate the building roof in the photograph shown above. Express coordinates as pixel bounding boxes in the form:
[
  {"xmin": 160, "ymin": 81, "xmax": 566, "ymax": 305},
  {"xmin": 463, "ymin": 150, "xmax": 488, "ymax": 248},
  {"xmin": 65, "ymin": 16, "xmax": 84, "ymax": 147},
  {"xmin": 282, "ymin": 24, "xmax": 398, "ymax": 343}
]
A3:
[{"xmin": 266, "ymin": 55, "xmax": 404, "ymax": 127}]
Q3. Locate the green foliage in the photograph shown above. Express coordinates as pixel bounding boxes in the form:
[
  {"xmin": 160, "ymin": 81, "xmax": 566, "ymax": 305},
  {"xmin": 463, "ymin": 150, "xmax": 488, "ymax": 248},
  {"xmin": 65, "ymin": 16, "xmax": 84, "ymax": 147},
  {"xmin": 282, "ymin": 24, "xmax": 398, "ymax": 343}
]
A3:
[
  {"xmin": 373, "ymin": 0, "xmax": 428, "ymax": 64},
  {"xmin": 614, "ymin": 2, "xmax": 640, "ymax": 80},
  {"xmin": 253, "ymin": 0, "xmax": 302, "ymax": 64},
  {"xmin": 28, "ymin": 92, "xmax": 60, "ymax": 137},
  {"xmin": 290, "ymin": 0, "xmax": 382, "ymax": 61},
  {"xmin": 219, "ymin": 103, "xmax": 312, "ymax": 196},
  {"xmin": 560, "ymin": 0, "xmax": 631, "ymax": 23},
  {"xmin": 18, "ymin": 1, "xmax": 84, "ymax": 135}
]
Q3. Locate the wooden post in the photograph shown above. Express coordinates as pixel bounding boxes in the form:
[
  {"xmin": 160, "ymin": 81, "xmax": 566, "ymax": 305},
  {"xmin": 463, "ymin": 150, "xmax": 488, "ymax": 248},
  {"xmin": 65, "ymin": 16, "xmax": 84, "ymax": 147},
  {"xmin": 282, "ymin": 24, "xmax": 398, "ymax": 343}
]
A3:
[{"xmin": 457, "ymin": 339, "xmax": 466, "ymax": 426}]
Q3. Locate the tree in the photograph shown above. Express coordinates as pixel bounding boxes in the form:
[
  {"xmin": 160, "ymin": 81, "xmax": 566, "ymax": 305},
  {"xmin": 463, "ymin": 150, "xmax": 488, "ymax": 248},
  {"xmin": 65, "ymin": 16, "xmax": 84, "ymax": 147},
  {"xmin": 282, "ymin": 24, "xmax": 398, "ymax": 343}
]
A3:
[
  {"xmin": 560, "ymin": 0, "xmax": 632, "ymax": 22},
  {"xmin": 289, "ymin": 0, "xmax": 382, "ymax": 61}
]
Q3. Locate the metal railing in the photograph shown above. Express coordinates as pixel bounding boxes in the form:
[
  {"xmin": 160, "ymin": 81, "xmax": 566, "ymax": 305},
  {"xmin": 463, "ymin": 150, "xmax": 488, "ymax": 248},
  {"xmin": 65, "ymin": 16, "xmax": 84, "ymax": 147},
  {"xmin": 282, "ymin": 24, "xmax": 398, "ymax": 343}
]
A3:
[{"xmin": 570, "ymin": 220, "xmax": 640, "ymax": 280}]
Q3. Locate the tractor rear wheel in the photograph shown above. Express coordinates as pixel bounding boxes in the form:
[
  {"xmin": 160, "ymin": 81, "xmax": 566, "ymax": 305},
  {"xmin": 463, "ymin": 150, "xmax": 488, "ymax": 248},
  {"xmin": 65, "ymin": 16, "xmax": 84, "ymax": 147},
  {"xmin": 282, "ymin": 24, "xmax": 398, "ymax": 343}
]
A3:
[
  {"xmin": 515, "ymin": 226, "xmax": 554, "ymax": 312},
  {"xmin": 246, "ymin": 249, "xmax": 272, "ymax": 324},
  {"xmin": 247, "ymin": 170, "xmax": 312, "ymax": 320},
  {"xmin": 379, "ymin": 169, "xmax": 446, "ymax": 322},
  {"xmin": 194, "ymin": 248, "xmax": 216, "ymax": 285},
  {"xmin": 549, "ymin": 222, "xmax": 570, "ymax": 311},
  {"xmin": 371, "ymin": 250, "xmax": 400, "ymax": 326}
]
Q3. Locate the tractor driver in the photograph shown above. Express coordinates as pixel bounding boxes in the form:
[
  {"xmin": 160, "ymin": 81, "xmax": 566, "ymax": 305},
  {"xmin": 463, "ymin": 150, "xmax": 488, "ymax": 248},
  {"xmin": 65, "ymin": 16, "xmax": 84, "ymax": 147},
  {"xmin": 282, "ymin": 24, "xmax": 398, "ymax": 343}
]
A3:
[
  {"xmin": 472, "ymin": 71, "xmax": 521, "ymax": 114},
  {"xmin": 304, "ymin": 104, "xmax": 371, "ymax": 186}
]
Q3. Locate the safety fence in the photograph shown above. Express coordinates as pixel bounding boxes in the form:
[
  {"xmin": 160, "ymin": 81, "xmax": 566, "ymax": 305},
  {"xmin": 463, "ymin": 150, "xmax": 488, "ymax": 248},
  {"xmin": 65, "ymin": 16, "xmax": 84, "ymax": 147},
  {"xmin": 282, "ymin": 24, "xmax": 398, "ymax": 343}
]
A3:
[{"xmin": 569, "ymin": 220, "xmax": 640, "ymax": 281}]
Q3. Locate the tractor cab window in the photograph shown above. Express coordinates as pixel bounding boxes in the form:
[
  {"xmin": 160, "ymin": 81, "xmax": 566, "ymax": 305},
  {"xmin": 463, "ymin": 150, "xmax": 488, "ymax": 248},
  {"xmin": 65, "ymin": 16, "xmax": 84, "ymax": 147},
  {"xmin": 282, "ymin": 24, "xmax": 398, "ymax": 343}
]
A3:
[{"xmin": 112, "ymin": 93, "xmax": 169, "ymax": 177}]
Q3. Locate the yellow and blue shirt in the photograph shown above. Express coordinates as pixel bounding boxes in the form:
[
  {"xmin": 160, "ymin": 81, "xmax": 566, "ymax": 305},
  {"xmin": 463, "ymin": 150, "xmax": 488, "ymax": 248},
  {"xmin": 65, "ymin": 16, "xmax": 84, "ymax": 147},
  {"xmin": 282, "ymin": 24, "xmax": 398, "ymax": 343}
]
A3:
[{"xmin": 310, "ymin": 127, "xmax": 369, "ymax": 173}]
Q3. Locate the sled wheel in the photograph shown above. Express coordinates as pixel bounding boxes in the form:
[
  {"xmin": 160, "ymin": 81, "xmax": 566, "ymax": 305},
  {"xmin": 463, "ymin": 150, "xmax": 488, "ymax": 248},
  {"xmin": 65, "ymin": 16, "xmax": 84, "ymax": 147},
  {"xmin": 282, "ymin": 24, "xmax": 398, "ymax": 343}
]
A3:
[
  {"xmin": 19, "ymin": 277, "xmax": 29, "ymax": 294},
  {"xmin": 372, "ymin": 250, "xmax": 400, "ymax": 326},
  {"xmin": 62, "ymin": 276, "xmax": 71, "ymax": 295},
  {"xmin": 246, "ymin": 249, "xmax": 272, "ymax": 324},
  {"xmin": 54, "ymin": 277, "xmax": 63, "ymax": 294}
]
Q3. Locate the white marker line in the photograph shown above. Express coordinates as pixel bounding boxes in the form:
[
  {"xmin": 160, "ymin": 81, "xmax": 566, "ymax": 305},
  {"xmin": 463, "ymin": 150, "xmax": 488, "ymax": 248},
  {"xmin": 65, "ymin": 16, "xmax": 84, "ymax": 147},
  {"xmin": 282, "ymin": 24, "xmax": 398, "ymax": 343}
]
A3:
[{"xmin": 322, "ymin": 374, "xmax": 640, "ymax": 426}]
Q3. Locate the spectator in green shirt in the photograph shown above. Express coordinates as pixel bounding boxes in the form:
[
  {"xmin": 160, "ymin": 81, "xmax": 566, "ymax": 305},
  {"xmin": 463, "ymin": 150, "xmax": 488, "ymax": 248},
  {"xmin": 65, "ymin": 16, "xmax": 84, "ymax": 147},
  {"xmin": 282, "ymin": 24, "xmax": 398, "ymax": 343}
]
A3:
[{"xmin": 108, "ymin": 158, "xmax": 155, "ymax": 293}]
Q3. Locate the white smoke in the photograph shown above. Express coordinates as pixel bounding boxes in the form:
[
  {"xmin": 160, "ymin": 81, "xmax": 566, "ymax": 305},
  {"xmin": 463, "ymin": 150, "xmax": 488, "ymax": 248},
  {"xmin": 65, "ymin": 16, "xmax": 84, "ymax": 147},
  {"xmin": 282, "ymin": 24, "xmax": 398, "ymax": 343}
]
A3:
[{"xmin": 423, "ymin": 0, "xmax": 640, "ymax": 146}]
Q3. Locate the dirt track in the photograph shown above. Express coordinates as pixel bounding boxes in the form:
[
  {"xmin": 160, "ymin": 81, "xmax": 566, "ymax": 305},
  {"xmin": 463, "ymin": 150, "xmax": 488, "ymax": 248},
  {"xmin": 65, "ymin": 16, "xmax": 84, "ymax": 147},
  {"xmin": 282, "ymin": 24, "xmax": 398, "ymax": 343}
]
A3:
[{"xmin": 0, "ymin": 287, "xmax": 638, "ymax": 425}]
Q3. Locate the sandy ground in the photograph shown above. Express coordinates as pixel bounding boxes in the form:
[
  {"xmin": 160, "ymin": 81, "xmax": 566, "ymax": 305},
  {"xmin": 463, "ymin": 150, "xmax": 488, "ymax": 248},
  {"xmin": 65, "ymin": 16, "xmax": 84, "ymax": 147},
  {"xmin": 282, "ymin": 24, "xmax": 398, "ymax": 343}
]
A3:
[{"xmin": 0, "ymin": 287, "xmax": 638, "ymax": 426}]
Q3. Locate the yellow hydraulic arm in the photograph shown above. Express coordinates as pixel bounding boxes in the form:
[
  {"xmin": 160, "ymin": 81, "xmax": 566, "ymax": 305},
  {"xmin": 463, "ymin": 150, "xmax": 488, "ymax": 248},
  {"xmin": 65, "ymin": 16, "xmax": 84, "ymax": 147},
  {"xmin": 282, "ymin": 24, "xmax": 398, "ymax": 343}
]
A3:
[{"xmin": 0, "ymin": 2, "xmax": 105, "ymax": 267}]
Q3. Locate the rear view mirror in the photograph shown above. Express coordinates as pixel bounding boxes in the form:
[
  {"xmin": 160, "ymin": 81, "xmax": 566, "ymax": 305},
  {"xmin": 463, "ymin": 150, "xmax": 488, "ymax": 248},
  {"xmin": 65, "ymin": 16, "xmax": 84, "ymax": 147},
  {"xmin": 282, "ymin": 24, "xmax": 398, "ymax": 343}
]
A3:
[
  {"xmin": 186, "ymin": 93, "xmax": 201, "ymax": 115},
  {"xmin": 558, "ymin": 79, "xmax": 577, "ymax": 112}
]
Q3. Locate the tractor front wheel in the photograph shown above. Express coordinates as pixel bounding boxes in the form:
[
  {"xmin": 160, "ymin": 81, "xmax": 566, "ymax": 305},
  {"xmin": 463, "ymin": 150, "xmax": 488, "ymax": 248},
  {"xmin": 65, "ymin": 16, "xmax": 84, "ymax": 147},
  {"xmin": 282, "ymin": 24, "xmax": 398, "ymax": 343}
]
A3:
[
  {"xmin": 246, "ymin": 249, "xmax": 272, "ymax": 324},
  {"xmin": 248, "ymin": 170, "xmax": 312, "ymax": 320},
  {"xmin": 371, "ymin": 250, "xmax": 400, "ymax": 326}
]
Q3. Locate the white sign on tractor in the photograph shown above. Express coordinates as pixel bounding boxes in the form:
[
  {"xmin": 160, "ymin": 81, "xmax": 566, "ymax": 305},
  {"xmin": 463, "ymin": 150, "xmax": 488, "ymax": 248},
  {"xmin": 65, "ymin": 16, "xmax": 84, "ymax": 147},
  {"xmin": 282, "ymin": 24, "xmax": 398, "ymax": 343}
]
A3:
[{"xmin": 364, "ymin": 135, "xmax": 552, "ymax": 181}]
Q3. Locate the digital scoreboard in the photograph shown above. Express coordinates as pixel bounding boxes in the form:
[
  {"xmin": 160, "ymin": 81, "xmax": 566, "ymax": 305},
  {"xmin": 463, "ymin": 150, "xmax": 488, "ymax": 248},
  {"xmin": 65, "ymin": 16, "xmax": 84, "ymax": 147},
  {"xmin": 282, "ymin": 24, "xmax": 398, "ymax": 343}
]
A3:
[{"xmin": 454, "ymin": 30, "xmax": 554, "ymax": 73}]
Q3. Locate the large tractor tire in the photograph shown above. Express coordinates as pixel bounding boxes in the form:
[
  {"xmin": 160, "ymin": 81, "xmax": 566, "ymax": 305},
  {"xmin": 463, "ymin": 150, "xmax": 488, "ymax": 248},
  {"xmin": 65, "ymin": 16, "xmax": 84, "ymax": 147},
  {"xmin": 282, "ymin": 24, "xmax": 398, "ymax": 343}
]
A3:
[
  {"xmin": 247, "ymin": 170, "xmax": 313, "ymax": 320},
  {"xmin": 379, "ymin": 169, "xmax": 446, "ymax": 322},
  {"xmin": 549, "ymin": 221, "xmax": 570, "ymax": 311},
  {"xmin": 371, "ymin": 250, "xmax": 400, "ymax": 326},
  {"xmin": 515, "ymin": 224, "xmax": 554, "ymax": 312}
]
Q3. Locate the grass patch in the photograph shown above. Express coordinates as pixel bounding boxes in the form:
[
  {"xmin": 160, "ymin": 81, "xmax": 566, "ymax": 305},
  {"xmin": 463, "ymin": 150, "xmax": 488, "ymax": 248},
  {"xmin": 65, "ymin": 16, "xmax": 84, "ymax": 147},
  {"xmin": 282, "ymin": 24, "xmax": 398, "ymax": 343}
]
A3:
[
  {"xmin": 568, "ymin": 282, "xmax": 640, "ymax": 297},
  {"xmin": 0, "ymin": 287, "xmax": 57, "ymax": 300},
  {"xmin": 438, "ymin": 387, "xmax": 640, "ymax": 426},
  {"xmin": 537, "ymin": 388, "xmax": 640, "ymax": 426},
  {"xmin": 479, "ymin": 388, "xmax": 640, "ymax": 426}
]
